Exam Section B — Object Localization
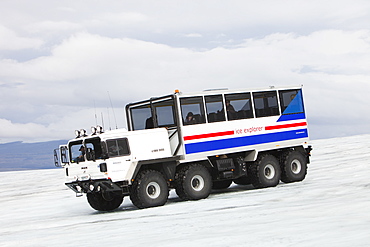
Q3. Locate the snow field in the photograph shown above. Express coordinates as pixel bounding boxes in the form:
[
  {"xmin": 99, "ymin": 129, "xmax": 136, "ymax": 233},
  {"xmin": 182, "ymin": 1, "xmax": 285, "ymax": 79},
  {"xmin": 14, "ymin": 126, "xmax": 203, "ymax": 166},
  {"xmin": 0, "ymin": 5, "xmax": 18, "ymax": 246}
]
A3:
[{"xmin": 0, "ymin": 134, "xmax": 370, "ymax": 246}]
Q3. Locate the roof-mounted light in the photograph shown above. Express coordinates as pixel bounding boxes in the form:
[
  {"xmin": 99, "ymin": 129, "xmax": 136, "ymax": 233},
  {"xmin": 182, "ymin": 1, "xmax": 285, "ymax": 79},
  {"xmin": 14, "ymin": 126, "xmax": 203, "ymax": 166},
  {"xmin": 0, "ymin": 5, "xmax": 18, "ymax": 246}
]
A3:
[
  {"xmin": 97, "ymin": 125, "xmax": 104, "ymax": 134},
  {"xmin": 80, "ymin": 129, "xmax": 87, "ymax": 137},
  {"xmin": 75, "ymin": 130, "xmax": 80, "ymax": 138},
  {"xmin": 91, "ymin": 126, "xmax": 103, "ymax": 135}
]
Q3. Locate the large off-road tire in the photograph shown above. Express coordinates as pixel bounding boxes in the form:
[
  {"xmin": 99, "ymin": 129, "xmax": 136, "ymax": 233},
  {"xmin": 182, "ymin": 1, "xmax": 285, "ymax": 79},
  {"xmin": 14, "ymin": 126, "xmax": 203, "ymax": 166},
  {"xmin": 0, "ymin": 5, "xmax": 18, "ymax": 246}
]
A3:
[
  {"xmin": 250, "ymin": 154, "xmax": 281, "ymax": 189},
  {"xmin": 212, "ymin": 179, "xmax": 232, "ymax": 190},
  {"xmin": 87, "ymin": 192, "xmax": 124, "ymax": 211},
  {"xmin": 280, "ymin": 150, "xmax": 307, "ymax": 183},
  {"xmin": 175, "ymin": 164, "xmax": 212, "ymax": 201},
  {"xmin": 130, "ymin": 169, "xmax": 169, "ymax": 209}
]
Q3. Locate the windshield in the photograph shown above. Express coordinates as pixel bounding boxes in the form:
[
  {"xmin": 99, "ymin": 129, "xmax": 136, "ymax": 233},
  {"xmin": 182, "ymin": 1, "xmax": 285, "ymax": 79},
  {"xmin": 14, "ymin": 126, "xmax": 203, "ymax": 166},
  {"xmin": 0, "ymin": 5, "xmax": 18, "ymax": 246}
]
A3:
[{"xmin": 69, "ymin": 137, "xmax": 103, "ymax": 163}]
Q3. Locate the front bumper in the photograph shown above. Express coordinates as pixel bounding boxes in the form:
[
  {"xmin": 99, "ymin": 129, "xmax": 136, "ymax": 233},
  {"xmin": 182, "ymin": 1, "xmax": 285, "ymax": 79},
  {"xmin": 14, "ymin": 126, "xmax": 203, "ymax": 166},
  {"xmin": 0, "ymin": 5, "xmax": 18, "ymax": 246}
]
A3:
[{"xmin": 66, "ymin": 179, "xmax": 130, "ymax": 195}]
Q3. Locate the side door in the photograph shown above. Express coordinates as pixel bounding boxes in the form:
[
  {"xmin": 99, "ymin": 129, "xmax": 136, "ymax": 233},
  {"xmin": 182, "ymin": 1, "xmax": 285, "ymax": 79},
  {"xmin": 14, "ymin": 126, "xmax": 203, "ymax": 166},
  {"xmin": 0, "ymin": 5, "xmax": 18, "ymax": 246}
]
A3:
[
  {"xmin": 127, "ymin": 95, "xmax": 182, "ymax": 156},
  {"xmin": 102, "ymin": 138, "xmax": 134, "ymax": 181}
]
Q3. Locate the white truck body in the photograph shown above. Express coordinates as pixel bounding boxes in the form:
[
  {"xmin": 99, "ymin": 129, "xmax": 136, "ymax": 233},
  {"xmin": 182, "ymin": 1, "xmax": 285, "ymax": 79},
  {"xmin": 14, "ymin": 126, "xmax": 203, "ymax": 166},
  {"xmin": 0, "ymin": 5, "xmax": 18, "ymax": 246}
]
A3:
[{"xmin": 64, "ymin": 128, "xmax": 172, "ymax": 184}]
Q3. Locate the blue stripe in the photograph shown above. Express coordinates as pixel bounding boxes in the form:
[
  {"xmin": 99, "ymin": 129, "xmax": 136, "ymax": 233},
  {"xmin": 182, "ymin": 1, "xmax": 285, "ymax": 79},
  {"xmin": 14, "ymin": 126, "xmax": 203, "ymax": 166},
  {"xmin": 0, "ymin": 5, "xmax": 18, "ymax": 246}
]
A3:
[
  {"xmin": 185, "ymin": 129, "xmax": 308, "ymax": 154},
  {"xmin": 277, "ymin": 112, "xmax": 306, "ymax": 122}
]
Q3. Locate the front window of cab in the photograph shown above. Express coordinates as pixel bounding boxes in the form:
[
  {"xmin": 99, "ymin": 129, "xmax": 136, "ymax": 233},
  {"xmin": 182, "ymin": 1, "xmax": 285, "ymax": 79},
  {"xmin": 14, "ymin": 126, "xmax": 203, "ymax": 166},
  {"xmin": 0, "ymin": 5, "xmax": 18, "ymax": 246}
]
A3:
[
  {"xmin": 70, "ymin": 141, "xmax": 83, "ymax": 163},
  {"xmin": 69, "ymin": 137, "xmax": 103, "ymax": 163}
]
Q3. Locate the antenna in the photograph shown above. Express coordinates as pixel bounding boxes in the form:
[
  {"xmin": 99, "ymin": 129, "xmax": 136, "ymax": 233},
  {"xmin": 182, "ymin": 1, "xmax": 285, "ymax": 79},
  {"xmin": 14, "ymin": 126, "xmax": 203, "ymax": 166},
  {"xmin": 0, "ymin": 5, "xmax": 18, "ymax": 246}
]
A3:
[
  {"xmin": 94, "ymin": 100, "xmax": 98, "ymax": 126},
  {"xmin": 107, "ymin": 107, "xmax": 111, "ymax": 130},
  {"xmin": 101, "ymin": 112, "xmax": 105, "ymax": 130},
  {"xmin": 107, "ymin": 91, "xmax": 118, "ymax": 129}
]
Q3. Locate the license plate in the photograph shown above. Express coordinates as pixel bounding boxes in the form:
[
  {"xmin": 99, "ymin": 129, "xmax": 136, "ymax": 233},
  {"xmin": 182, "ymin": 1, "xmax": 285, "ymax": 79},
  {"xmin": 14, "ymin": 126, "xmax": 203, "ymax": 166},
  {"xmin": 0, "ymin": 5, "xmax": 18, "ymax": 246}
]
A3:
[{"xmin": 79, "ymin": 175, "xmax": 90, "ymax": 181}]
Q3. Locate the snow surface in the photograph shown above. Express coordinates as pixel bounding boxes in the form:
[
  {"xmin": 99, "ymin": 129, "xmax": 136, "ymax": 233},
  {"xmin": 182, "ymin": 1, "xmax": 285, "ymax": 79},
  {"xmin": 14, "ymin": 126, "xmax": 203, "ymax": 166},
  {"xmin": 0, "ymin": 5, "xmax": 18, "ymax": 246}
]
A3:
[{"xmin": 1, "ymin": 135, "xmax": 370, "ymax": 247}]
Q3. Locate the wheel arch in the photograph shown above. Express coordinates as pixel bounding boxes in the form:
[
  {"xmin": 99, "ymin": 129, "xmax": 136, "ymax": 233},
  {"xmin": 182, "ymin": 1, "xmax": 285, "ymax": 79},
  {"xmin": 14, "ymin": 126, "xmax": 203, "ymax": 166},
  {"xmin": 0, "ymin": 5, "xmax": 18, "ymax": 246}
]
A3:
[{"xmin": 132, "ymin": 156, "xmax": 180, "ymax": 183}]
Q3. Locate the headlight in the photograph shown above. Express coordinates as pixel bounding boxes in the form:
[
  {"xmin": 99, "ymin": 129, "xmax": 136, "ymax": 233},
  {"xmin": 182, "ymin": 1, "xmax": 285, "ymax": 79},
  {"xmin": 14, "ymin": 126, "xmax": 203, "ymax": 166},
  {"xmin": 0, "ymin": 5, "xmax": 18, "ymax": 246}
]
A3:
[{"xmin": 76, "ymin": 185, "xmax": 82, "ymax": 192}]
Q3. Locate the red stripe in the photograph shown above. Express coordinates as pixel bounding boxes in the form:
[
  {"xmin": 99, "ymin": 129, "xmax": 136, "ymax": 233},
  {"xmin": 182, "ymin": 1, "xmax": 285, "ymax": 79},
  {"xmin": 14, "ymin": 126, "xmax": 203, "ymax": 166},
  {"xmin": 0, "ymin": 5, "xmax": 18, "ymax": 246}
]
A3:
[
  {"xmin": 184, "ymin": 130, "xmax": 234, "ymax": 141},
  {"xmin": 265, "ymin": 122, "xmax": 307, "ymax": 131}
]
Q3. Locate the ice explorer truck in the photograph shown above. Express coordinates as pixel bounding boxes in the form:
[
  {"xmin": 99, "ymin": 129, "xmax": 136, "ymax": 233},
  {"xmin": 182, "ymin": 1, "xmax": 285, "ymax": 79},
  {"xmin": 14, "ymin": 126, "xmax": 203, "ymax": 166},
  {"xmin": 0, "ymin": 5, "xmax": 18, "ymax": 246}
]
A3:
[{"xmin": 54, "ymin": 85, "xmax": 312, "ymax": 211}]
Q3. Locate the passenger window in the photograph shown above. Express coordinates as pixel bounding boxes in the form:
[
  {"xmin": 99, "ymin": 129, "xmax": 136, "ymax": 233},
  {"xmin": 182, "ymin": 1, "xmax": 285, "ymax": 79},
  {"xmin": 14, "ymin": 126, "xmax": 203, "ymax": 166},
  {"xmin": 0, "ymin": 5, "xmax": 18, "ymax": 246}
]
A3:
[
  {"xmin": 130, "ymin": 97, "xmax": 177, "ymax": 130},
  {"xmin": 205, "ymin": 95, "xmax": 225, "ymax": 123},
  {"xmin": 180, "ymin": 97, "xmax": 206, "ymax": 125},
  {"xmin": 106, "ymin": 138, "xmax": 130, "ymax": 157},
  {"xmin": 153, "ymin": 99, "xmax": 176, "ymax": 128},
  {"xmin": 253, "ymin": 91, "xmax": 280, "ymax": 117},
  {"xmin": 224, "ymin": 93, "xmax": 254, "ymax": 120},
  {"xmin": 130, "ymin": 104, "xmax": 152, "ymax": 130},
  {"xmin": 279, "ymin": 89, "xmax": 304, "ymax": 114}
]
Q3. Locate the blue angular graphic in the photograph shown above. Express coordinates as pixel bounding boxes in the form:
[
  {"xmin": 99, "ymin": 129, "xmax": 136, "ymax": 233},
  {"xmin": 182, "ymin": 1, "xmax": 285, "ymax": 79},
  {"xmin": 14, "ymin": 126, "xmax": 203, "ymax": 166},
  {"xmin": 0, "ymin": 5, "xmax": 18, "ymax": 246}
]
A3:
[
  {"xmin": 278, "ymin": 112, "xmax": 306, "ymax": 122},
  {"xmin": 282, "ymin": 90, "xmax": 304, "ymax": 115}
]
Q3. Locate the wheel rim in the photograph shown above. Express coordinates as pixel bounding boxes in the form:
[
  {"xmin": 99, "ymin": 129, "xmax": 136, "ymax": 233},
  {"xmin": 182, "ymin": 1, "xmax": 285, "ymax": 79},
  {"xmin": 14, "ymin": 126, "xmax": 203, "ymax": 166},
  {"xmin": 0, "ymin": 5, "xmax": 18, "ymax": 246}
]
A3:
[
  {"xmin": 264, "ymin": 164, "xmax": 275, "ymax": 179},
  {"xmin": 291, "ymin": 159, "xmax": 302, "ymax": 174},
  {"xmin": 102, "ymin": 192, "xmax": 114, "ymax": 201},
  {"xmin": 146, "ymin": 182, "xmax": 161, "ymax": 199},
  {"xmin": 191, "ymin": 175, "xmax": 205, "ymax": 191}
]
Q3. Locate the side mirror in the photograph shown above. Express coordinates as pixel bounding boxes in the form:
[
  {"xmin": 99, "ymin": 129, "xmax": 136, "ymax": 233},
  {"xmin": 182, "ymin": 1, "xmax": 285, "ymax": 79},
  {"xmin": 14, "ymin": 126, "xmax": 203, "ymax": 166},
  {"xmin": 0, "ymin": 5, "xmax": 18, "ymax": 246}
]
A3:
[
  {"xmin": 54, "ymin": 146, "xmax": 69, "ymax": 167},
  {"xmin": 60, "ymin": 146, "xmax": 69, "ymax": 165},
  {"xmin": 54, "ymin": 149, "xmax": 61, "ymax": 167}
]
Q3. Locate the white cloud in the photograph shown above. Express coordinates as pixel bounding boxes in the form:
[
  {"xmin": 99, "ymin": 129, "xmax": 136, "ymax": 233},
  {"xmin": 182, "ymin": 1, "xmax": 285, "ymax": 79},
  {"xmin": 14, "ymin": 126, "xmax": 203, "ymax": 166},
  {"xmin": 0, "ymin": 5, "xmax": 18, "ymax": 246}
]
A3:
[
  {"xmin": 0, "ymin": 25, "xmax": 43, "ymax": 50},
  {"xmin": 1, "ymin": 29, "xmax": 370, "ymax": 142},
  {"xmin": 0, "ymin": 118, "xmax": 51, "ymax": 143},
  {"xmin": 97, "ymin": 12, "xmax": 148, "ymax": 24},
  {"xmin": 0, "ymin": 105, "xmax": 126, "ymax": 143},
  {"xmin": 27, "ymin": 21, "xmax": 82, "ymax": 34},
  {"xmin": 183, "ymin": 33, "xmax": 203, "ymax": 38},
  {"xmin": 1, "ymin": 1, "xmax": 370, "ymax": 142},
  {"xmin": 2, "ymin": 1, "xmax": 370, "ymax": 49}
]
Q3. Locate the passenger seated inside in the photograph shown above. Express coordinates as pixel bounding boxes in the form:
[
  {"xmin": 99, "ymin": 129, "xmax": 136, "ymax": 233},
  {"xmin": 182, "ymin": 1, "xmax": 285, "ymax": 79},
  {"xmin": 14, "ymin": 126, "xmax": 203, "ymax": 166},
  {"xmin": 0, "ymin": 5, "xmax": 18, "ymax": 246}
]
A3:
[
  {"xmin": 185, "ymin": 112, "xmax": 197, "ymax": 124},
  {"xmin": 219, "ymin": 100, "xmax": 236, "ymax": 120},
  {"xmin": 74, "ymin": 146, "xmax": 85, "ymax": 162},
  {"xmin": 145, "ymin": 117, "xmax": 154, "ymax": 129},
  {"xmin": 225, "ymin": 100, "xmax": 236, "ymax": 118}
]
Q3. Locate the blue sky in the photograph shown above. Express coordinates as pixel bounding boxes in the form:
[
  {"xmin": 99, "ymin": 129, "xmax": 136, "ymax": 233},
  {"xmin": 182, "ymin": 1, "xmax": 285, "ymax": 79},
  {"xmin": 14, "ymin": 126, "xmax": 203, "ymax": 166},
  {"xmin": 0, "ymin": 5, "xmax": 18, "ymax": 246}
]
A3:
[{"xmin": 0, "ymin": 0, "xmax": 370, "ymax": 143}]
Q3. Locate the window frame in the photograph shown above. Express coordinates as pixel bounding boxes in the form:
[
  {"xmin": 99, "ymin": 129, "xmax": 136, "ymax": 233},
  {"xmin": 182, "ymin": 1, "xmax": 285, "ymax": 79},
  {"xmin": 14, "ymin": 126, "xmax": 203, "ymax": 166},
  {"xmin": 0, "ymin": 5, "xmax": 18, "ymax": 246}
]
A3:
[
  {"xmin": 69, "ymin": 140, "xmax": 83, "ymax": 163},
  {"xmin": 104, "ymin": 138, "xmax": 131, "ymax": 158},
  {"xmin": 252, "ymin": 90, "xmax": 280, "ymax": 118},
  {"xmin": 152, "ymin": 98, "xmax": 177, "ymax": 128},
  {"xmin": 224, "ymin": 92, "xmax": 254, "ymax": 120},
  {"xmin": 204, "ymin": 94, "xmax": 226, "ymax": 123},
  {"xmin": 180, "ymin": 96, "xmax": 207, "ymax": 125},
  {"xmin": 128, "ymin": 95, "xmax": 177, "ymax": 130},
  {"xmin": 279, "ymin": 89, "xmax": 305, "ymax": 115}
]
